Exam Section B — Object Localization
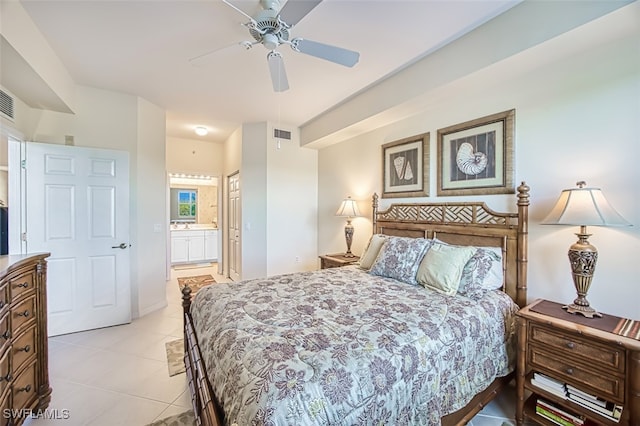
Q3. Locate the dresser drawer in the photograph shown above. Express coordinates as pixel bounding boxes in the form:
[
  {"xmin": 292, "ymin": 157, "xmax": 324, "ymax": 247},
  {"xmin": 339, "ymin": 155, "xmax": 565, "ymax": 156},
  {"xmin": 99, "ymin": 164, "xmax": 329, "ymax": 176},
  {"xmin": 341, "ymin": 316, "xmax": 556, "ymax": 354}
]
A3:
[
  {"xmin": 12, "ymin": 328, "xmax": 36, "ymax": 375},
  {"xmin": 9, "ymin": 270, "xmax": 35, "ymax": 302},
  {"xmin": 528, "ymin": 345, "xmax": 625, "ymax": 403},
  {"xmin": 0, "ymin": 313, "xmax": 9, "ymax": 355},
  {"xmin": 0, "ymin": 283, "xmax": 7, "ymax": 314},
  {"xmin": 0, "ymin": 349, "xmax": 8, "ymax": 397},
  {"xmin": 12, "ymin": 362, "xmax": 37, "ymax": 412},
  {"xmin": 529, "ymin": 323, "xmax": 625, "ymax": 373},
  {"xmin": 11, "ymin": 296, "xmax": 35, "ymax": 334}
]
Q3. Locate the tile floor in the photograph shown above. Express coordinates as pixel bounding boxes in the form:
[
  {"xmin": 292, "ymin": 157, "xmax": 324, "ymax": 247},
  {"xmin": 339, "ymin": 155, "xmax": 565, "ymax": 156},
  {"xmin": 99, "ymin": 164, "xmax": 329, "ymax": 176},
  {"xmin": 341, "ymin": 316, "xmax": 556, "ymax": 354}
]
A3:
[{"xmin": 21, "ymin": 264, "xmax": 520, "ymax": 426}]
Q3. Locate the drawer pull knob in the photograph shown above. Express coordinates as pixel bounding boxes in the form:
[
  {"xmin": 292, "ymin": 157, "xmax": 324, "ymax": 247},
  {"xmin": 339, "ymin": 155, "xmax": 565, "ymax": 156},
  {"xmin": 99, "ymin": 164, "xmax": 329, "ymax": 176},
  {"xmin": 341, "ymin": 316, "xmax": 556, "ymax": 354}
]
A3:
[
  {"xmin": 16, "ymin": 282, "xmax": 29, "ymax": 288},
  {"xmin": 0, "ymin": 373, "xmax": 12, "ymax": 382},
  {"xmin": 566, "ymin": 342, "xmax": 575, "ymax": 349},
  {"xmin": 566, "ymin": 368, "xmax": 574, "ymax": 375},
  {"xmin": 0, "ymin": 331, "xmax": 9, "ymax": 340},
  {"xmin": 0, "ymin": 301, "xmax": 4, "ymax": 308},
  {"xmin": 16, "ymin": 310, "xmax": 30, "ymax": 317},
  {"xmin": 17, "ymin": 384, "xmax": 32, "ymax": 393},
  {"xmin": 17, "ymin": 344, "xmax": 31, "ymax": 353}
]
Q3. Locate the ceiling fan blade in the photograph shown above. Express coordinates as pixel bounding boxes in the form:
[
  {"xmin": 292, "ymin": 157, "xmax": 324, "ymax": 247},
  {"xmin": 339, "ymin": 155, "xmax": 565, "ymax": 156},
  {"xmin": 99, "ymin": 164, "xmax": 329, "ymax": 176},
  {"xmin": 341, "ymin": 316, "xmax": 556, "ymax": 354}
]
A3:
[
  {"xmin": 267, "ymin": 51, "xmax": 289, "ymax": 92},
  {"xmin": 291, "ymin": 38, "xmax": 359, "ymax": 67},
  {"xmin": 189, "ymin": 41, "xmax": 254, "ymax": 67},
  {"xmin": 278, "ymin": 0, "xmax": 323, "ymax": 26},
  {"xmin": 222, "ymin": 0, "xmax": 257, "ymax": 24}
]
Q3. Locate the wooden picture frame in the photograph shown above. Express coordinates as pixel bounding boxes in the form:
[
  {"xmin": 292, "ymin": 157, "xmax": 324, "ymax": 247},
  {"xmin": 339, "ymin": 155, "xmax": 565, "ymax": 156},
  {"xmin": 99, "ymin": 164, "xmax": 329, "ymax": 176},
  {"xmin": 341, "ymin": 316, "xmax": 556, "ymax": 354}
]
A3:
[
  {"xmin": 437, "ymin": 109, "xmax": 515, "ymax": 196},
  {"xmin": 382, "ymin": 132, "xmax": 429, "ymax": 198}
]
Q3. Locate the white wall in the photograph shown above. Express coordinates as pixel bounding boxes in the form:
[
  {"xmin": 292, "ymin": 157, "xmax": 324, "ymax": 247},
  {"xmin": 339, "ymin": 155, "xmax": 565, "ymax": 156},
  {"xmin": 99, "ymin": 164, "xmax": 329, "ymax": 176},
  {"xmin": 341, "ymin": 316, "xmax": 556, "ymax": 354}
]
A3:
[
  {"xmin": 317, "ymin": 7, "xmax": 640, "ymax": 320},
  {"xmin": 240, "ymin": 123, "xmax": 268, "ymax": 280},
  {"xmin": 166, "ymin": 136, "xmax": 224, "ymax": 175},
  {"xmin": 134, "ymin": 98, "xmax": 167, "ymax": 316},
  {"xmin": 266, "ymin": 124, "xmax": 318, "ymax": 275}
]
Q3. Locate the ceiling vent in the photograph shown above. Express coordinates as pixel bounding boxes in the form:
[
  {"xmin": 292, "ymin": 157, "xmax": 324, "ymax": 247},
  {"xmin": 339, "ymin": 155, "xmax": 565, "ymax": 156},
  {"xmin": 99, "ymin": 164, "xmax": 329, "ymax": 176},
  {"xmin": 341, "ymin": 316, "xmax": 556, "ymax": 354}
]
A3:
[
  {"xmin": 0, "ymin": 89, "xmax": 15, "ymax": 122},
  {"xmin": 273, "ymin": 128, "xmax": 291, "ymax": 141}
]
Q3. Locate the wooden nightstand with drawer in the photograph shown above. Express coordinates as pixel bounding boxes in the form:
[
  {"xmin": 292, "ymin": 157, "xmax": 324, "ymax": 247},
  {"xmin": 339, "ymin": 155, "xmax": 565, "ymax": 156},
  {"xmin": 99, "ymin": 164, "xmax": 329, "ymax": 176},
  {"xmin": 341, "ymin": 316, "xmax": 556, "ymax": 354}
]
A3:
[
  {"xmin": 516, "ymin": 299, "xmax": 640, "ymax": 426},
  {"xmin": 319, "ymin": 253, "xmax": 360, "ymax": 269}
]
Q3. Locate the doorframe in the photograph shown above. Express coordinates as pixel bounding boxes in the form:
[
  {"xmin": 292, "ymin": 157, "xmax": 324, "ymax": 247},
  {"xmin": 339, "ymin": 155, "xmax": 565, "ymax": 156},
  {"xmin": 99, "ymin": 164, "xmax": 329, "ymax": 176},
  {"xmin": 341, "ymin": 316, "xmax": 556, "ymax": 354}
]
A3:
[{"xmin": 7, "ymin": 137, "xmax": 27, "ymax": 254}]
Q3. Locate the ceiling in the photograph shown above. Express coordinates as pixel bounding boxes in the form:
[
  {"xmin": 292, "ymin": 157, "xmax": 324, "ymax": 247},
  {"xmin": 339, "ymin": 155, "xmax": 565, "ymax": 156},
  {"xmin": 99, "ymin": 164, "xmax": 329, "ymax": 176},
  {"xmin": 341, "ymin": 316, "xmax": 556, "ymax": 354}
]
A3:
[{"xmin": 15, "ymin": 0, "xmax": 523, "ymax": 145}]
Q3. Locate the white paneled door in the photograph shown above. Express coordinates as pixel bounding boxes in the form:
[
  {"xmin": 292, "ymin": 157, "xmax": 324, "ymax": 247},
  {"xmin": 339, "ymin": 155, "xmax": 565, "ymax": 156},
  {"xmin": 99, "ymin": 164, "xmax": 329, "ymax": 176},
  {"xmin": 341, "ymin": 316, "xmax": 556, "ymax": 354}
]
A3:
[
  {"xmin": 228, "ymin": 172, "xmax": 240, "ymax": 281},
  {"xmin": 25, "ymin": 142, "xmax": 131, "ymax": 336}
]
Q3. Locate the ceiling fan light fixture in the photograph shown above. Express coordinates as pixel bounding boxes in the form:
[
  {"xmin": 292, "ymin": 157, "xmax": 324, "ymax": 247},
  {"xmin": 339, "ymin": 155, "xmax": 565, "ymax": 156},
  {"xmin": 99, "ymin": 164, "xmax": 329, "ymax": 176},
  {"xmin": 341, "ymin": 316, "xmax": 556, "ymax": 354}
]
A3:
[{"xmin": 194, "ymin": 126, "xmax": 208, "ymax": 136}]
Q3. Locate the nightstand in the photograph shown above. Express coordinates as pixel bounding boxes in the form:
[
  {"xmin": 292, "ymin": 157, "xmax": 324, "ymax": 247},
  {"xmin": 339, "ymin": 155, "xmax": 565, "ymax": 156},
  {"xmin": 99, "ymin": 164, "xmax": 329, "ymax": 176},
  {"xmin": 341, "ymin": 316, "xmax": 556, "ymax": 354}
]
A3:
[
  {"xmin": 516, "ymin": 299, "xmax": 640, "ymax": 426},
  {"xmin": 319, "ymin": 253, "xmax": 360, "ymax": 269}
]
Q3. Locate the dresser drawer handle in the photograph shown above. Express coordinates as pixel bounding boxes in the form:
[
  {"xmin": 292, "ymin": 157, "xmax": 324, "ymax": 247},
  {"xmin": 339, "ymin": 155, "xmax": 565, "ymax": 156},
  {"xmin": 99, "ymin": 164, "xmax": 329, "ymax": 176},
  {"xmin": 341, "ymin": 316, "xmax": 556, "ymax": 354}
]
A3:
[
  {"xmin": 15, "ymin": 282, "xmax": 29, "ymax": 289},
  {"xmin": 0, "ymin": 373, "xmax": 12, "ymax": 382},
  {"xmin": 1, "ymin": 331, "xmax": 10, "ymax": 340},
  {"xmin": 16, "ymin": 384, "xmax": 31, "ymax": 393},
  {"xmin": 17, "ymin": 344, "xmax": 31, "ymax": 353},
  {"xmin": 566, "ymin": 341, "xmax": 575, "ymax": 349},
  {"xmin": 566, "ymin": 368, "xmax": 574, "ymax": 375},
  {"xmin": 16, "ymin": 310, "xmax": 30, "ymax": 318},
  {"xmin": 0, "ymin": 301, "xmax": 4, "ymax": 309}
]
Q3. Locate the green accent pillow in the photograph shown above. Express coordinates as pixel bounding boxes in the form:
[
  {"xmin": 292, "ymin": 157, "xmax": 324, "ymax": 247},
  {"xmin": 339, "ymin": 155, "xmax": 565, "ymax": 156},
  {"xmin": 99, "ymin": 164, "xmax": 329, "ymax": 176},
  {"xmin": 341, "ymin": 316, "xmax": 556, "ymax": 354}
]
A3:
[{"xmin": 416, "ymin": 242, "xmax": 476, "ymax": 295}]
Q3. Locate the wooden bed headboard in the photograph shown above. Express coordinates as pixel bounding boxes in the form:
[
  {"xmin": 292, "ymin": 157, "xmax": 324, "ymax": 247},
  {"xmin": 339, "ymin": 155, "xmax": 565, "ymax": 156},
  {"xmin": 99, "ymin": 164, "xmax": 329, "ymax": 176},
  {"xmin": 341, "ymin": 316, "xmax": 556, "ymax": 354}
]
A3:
[{"xmin": 372, "ymin": 182, "xmax": 530, "ymax": 307}]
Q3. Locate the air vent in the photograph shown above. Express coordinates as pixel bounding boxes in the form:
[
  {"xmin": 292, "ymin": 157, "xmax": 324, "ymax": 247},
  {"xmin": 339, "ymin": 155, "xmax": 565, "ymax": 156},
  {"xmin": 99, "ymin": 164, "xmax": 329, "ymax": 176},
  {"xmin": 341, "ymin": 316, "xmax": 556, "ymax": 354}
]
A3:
[
  {"xmin": 273, "ymin": 128, "xmax": 291, "ymax": 140},
  {"xmin": 0, "ymin": 89, "xmax": 15, "ymax": 122}
]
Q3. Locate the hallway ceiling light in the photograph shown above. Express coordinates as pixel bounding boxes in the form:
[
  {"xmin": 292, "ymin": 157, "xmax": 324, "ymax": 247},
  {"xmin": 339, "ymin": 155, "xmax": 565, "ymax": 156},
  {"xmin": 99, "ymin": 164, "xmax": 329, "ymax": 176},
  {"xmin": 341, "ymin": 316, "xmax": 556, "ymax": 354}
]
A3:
[{"xmin": 194, "ymin": 126, "xmax": 208, "ymax": 136}]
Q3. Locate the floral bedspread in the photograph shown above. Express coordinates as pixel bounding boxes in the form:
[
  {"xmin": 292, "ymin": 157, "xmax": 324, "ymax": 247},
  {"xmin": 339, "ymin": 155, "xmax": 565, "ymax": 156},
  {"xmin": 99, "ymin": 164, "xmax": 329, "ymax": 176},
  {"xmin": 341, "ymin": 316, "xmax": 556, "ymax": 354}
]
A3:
[{"xmin": 190, "ymin": 266, "xmax": 518, "ymax": 426}]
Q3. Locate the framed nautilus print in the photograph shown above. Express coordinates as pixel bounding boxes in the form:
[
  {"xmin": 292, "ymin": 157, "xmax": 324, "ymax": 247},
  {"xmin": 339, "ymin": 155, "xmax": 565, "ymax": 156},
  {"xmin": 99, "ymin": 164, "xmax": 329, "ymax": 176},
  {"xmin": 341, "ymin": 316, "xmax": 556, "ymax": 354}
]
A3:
[
  {"xmin": 381, "ymin": 132, "xmax": 429, "ymax": 198},
  {"xmin": 437, "ymin": 109, "xmax": 515, "ymax": 196}
]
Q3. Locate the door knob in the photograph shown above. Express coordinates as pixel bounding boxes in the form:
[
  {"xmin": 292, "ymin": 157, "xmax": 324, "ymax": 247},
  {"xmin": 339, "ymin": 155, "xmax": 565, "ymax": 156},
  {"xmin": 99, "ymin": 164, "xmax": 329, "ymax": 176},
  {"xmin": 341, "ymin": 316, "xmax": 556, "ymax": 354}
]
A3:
[{"xmin": 112, "ymin": 243, "xmax": 130, "ymax": 249}]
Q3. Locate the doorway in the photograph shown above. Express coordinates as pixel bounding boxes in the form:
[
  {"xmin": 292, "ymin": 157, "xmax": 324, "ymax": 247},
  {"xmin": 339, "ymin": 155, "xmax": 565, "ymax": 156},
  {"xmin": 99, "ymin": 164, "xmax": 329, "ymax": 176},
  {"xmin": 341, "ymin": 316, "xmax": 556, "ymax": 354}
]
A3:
[{"xmin": 168, "ymin": 173, "xmax": 222, "ymax": 275}]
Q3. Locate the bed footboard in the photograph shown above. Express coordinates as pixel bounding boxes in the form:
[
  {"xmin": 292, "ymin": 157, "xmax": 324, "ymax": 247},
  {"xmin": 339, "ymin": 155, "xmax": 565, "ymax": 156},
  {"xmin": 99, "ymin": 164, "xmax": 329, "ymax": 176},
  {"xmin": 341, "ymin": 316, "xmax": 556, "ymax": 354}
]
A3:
[{"xmin": 182, "ymin": 285, "xmax": 223, "ymax": 426}]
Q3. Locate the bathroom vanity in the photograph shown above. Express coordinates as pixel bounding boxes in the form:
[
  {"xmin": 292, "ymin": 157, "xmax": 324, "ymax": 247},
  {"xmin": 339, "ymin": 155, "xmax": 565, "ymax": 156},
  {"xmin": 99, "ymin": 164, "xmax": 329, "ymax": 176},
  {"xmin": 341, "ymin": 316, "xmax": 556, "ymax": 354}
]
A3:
[{"xmin": 170, "ymin": 225, "xmax": 218, "ymax": 264}]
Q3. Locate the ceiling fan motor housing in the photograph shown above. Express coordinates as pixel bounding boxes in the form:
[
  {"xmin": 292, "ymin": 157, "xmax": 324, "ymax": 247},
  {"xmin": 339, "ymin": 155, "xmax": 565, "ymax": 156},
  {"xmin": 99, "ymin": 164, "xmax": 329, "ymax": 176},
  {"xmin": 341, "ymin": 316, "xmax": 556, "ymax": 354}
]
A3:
[{"xmin": 250, "ymin": 9, "xmax": 290, "ymax": 49}]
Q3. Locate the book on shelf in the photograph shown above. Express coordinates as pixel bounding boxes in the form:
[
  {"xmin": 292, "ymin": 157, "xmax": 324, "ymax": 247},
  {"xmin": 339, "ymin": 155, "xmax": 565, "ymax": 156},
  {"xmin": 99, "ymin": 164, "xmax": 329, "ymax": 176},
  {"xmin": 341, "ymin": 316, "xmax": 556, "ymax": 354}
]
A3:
[
  {"xmin": 537, "ymin": 398, "xmax": 585, "ymax": 425},
  {"xmin": 531, "ymin": 372, "xmax": 567, "ymax": 399},
  {"xmin": 568, "ymin": 393, "xmax": 623, "ymax": 422},
  {"xmin": 566, "ymin": 384, "xmax": 609, "ymax": 408},
  {"xmin": 537, "ymin": 405, "xmax": 580, "ymax": 426}
]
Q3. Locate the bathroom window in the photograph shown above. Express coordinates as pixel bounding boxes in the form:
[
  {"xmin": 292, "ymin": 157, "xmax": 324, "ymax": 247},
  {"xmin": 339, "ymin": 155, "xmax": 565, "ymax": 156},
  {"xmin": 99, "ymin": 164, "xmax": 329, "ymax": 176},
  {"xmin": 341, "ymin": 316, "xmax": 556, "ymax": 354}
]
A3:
[{"xmin": 177, "ymin": 190, "xmax": 197, "ymax": 218}]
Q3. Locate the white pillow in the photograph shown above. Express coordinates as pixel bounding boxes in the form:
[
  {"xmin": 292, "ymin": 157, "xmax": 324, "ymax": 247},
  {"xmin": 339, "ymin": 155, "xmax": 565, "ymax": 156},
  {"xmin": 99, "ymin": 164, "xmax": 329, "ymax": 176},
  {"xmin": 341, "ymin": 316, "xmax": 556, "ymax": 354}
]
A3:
[
  {"xmin": 358, "ymin": 234, "xmax": 387, "ymax": 270},
  {"xmin": 416, "ymin": 242, "xmax": 476, "ymax": 295}
]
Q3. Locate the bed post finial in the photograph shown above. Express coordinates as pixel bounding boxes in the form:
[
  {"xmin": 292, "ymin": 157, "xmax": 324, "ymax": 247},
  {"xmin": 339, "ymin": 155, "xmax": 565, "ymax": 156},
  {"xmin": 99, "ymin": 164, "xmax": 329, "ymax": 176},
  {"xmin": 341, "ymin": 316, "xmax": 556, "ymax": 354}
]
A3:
[
  {"xmin": 517, "ymin": 182, "xmax": 530, "ymax": 207},
  {"xmin": 181, "ymin": 284, "xmax": 193, "ymax": 313},
  {"xmin": 372, "ymin": 193, "xmax": 379, "ymax": 234}
]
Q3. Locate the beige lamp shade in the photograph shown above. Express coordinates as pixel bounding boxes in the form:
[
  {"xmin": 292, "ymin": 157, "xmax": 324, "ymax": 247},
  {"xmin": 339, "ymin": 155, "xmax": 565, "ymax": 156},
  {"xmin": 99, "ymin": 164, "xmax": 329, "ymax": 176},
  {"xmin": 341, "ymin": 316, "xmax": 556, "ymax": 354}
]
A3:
[
  {"xmin": 541, "ymin": 182, "xmax": 630, "ymax": 227},
  {"xmin": 336, "ymin": 196, "xmax": 361, "ymax": 217}
]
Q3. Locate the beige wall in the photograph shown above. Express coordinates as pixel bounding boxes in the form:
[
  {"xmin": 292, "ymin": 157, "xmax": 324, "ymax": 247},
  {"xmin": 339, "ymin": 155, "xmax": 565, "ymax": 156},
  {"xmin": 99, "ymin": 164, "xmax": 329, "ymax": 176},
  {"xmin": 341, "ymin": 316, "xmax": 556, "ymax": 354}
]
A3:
[{"xmin": 317, "ymin": 6, "xmax": 640, "ymax": 320}]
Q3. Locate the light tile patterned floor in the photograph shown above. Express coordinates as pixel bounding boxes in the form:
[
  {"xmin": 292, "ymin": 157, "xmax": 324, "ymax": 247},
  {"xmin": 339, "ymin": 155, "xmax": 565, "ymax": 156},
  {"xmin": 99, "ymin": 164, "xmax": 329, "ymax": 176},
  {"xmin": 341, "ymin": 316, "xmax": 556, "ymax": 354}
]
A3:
[{"xmin": 22, "ymin": 265, "xmax": 519, "ymax": 425}]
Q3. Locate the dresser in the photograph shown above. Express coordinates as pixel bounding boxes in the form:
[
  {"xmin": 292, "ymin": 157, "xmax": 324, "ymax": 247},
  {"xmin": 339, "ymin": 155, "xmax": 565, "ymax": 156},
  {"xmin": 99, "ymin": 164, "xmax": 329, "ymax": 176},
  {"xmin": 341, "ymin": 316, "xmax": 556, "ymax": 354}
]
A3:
[
  {"xmin": 516, "ymin": 299, "xmax": 640, "ymax": 426},
  {"xmin": 0, "ymin": 254, "xmax": 51, "ymax": 425}
]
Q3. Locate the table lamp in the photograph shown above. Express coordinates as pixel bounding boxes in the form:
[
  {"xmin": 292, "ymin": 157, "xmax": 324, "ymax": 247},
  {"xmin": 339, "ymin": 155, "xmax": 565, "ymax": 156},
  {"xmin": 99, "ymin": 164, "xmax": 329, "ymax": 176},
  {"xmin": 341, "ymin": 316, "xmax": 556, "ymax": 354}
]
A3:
[
  {"xmin": 335, "ymin": 196, "xmax": 360, "ymax": 258},
  {"xmin": 541, "ymin": 181, "xmax": 631, "ymax": 318}
]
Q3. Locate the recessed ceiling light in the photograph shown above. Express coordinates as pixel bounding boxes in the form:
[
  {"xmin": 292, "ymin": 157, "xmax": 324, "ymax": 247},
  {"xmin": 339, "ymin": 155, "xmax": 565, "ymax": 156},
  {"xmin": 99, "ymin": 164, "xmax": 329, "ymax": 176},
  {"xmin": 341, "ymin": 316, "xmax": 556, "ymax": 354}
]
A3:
[{"xmin": 194, "ymin": 126, "xmax": 208, "ymax": 136}]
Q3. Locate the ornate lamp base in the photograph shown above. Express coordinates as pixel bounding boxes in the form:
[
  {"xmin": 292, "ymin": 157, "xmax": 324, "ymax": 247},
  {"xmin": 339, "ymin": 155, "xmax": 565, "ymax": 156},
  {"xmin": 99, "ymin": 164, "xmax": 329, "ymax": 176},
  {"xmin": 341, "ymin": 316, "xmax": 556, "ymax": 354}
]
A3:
[
  {"xmin": 563, "ymin": 303, "xmax": 602, "ymax": 318},
  {"xmin": 564, "ymin": 226, "xmax": 602, "ymax": 318},
  {"xmin": 343, "ymin": 220, "xmax": 355, "ymax": 258}
]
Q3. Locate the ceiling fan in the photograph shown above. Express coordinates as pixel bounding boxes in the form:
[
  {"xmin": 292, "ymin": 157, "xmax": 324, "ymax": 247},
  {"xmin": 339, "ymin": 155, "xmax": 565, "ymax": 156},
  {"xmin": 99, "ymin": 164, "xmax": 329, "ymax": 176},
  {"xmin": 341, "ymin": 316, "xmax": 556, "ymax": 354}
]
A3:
[{"xmin": 190, "ymin": 0, "xmax": 360, "ymax": 92}]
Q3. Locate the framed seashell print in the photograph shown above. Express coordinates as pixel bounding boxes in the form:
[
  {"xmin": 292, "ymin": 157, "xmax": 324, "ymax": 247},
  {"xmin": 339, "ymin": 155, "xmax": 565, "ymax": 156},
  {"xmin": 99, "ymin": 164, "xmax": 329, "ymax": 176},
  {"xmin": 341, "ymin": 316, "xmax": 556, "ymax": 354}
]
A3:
[
  {"xmin": 437, "ymin": 109, "xmax": 515, "ymax": 196},
  {"xmin": 381, "ymin": 132, "xmax": 429, "ymax": 198}
]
